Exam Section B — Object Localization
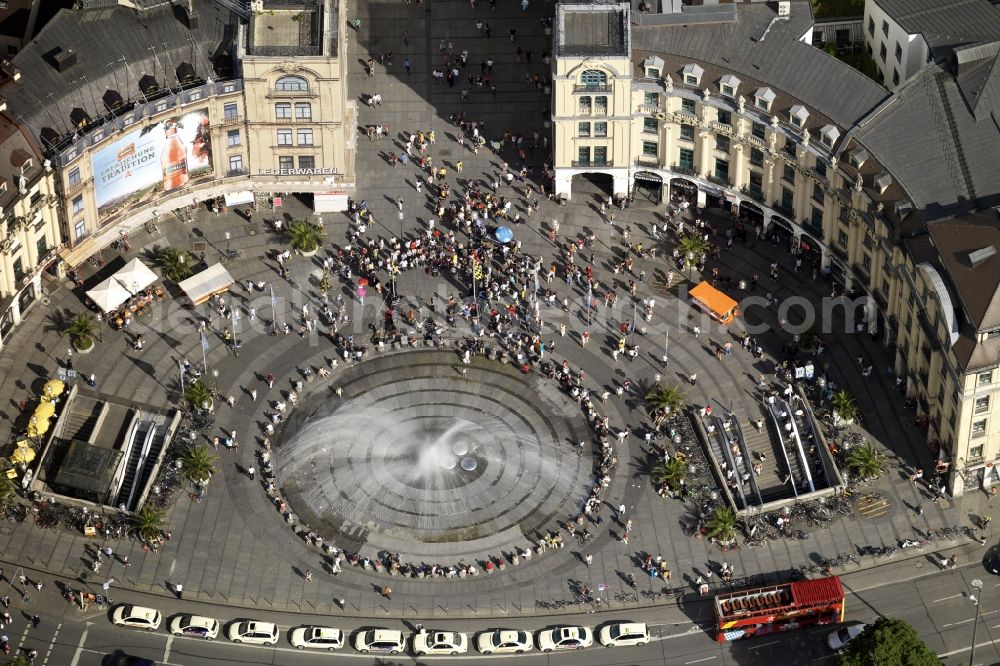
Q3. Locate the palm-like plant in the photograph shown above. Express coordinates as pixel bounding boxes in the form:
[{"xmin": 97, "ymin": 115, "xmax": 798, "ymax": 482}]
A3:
[
  {"xmin": 0, "ymin": 475, "xmax": 15, "ymax": 505},
  {"xmin": 646, "ymin": 383, "xmax": 686, "ymax": 414},
  {"xmin": 847, "ymin": 443, "xmax": 886, "ymax": 481},
  {"xmin": 156, "ymin": 247, "xmax": 194, "ymax": 281},
  {"xmin": 63, "ymin": 313, "xmax": 98, "ymax": 350},
  {"xmin": 131, "ymin": 505, "xmax": 166, "ymax": 543},
  {"xmin": 652, "ymin": 456, "xmax": 688, "ymax": 491},
  {"xmin": 286, "ymin": 220, "xmax": 325, "ymax": 253},
  {"xmin": 184, "ymin": 380, "xmax": 213, "ymax": 411},
  {"xmin": 676, "ymin": 234, "xmax": 710, "ymax": 268},
  {"xmin": 705, "ymin": 505, "xmax": 740, "ymax": 542},
  {"xmin": 832, "ymin": 390, "xmax": 858, "ymax": 423},
  {"xmin": 179, "ymin": 445, "xmax": 219, "ymax": 485}
]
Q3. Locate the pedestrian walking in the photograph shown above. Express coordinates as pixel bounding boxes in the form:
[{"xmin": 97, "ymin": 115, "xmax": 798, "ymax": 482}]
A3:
[
  {"xmin": 584, "ymin": 554, "xmax": 593, "ymax": 566},
  {"xmin": 403, "ymin": 57, "xmax": 412, "ymax": 74},
  {"xmin": 175, "ymin": 583, "xmax": 183, "ymax": 599},
  {"xmin": 250, "ymin": 388, "xmax": 257, "ymax": 402},
  {"xmin": 247, "ymin": 466, "xmax": 256, "ymax": 480},
  {"xmin": 304, "ymin": 570, "xmax": 313, "ymax": 582},
  {"xmin": 618, "ymin": 503, "xmax": 626, "ymax": 517},
  {"xmin": 31, "ymin": 614, "xmax": 39, "ymax": 628},
  {"xmin": 381, "ymin": 585, "xmax": 392, "ymax": 599},
  {"xmin": 689, "ymin": 373, "xmax": 698, "ymax": 385}
]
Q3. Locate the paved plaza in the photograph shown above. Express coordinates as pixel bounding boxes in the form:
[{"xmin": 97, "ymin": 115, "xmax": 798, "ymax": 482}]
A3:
[{"xmin": 0, "ymin": 0, "xmax": 998, "ymax": 633}]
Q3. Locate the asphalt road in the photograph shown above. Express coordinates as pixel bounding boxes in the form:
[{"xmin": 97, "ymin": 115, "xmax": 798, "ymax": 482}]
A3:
[{"xmin": 5, "ymin": 561, "xmax": 998, "ymax": 666}]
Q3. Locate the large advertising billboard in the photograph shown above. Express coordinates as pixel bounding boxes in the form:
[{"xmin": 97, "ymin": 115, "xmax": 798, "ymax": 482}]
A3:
[{"xmin": 92, "ymin": 108, "xmax": 213, "ymax": 218}]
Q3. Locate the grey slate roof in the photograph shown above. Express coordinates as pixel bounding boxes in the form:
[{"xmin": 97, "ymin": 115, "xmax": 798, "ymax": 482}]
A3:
[
  {"xmin": 558, "ymin": 4, "xmax": 629, "ymax": 57},
  {"xmin": 853, "ymin": 64, "xmax": 1000, "ymax": 219},
  {"xmin": 630, "ymin": 1, "xmax": 888, "ymax": 129},
  {"xmin": 872, "ymin": 0, "xmax": 1000, "ymax": 55},
  {"xmin": 4, "ymin": 0, "xmax": 229, "ymax": 149}
]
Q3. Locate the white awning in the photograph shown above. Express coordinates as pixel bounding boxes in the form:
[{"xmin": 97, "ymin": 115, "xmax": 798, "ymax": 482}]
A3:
[
  {"xmin": 224, "ymin": 191, "xmax": 255, "ymax": 207},
  {"xmin": 113, "ymin": 258, "xmax": 157, "ymax": 294},
  {"xmin": 86, "ymin": 276, "xmax": 132, "ymax": 313},
  {"xmin": 314, "ymin": 190, "xmax": 350, "ymax": 213},
  {"xmin": 177, "ymin": 263, "xmax": 235, "ymax": 306}
]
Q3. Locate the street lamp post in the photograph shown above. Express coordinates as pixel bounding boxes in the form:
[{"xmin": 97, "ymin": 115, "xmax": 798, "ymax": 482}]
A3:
[
  {"xmin": 687, "ymin": 252, "xmax": 695, "ymax": 282},
  {"xmin": 225, "ymin": 231, "xmax": 231, "ymax": 257},
  {"xmin": 970, "ymin": 578, "xmax": 984, "ymax": 666}
]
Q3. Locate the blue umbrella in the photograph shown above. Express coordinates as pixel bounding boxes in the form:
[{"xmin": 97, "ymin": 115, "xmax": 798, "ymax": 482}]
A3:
[{"xmin": 494, "ymin": 226, "xmax": 514, "ymax": 243}]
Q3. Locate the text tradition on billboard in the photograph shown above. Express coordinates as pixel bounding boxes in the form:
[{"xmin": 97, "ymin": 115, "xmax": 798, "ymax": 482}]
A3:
[{"xmin": 92, "ymin": 108, "xmax": 213, "ymax": 218}]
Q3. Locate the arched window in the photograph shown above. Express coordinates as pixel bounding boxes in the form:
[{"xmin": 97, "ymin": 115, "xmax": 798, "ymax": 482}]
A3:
[
  {"xmin": 580, "ymin": 70, "xmax": 607, "ymax": 89},
  {"xmin": 275, "ymin": 76, "xmax": 309, "ymax": 92}
]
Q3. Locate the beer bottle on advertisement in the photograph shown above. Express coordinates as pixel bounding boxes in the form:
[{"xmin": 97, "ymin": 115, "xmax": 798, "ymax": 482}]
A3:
[{"xmin": 162, "ymin": 121, "xmax": 189, "ymax": 191}]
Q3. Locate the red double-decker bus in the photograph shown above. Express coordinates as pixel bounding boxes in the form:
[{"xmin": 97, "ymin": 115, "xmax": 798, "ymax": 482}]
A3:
[{"xmin": 714, "ymin": 576, "xmax": 845, "ymax": 641}]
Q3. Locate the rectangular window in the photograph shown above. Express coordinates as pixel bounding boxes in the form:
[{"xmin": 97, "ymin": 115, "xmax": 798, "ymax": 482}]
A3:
[
  {"xmin": 970, "ymin": 444, "xmax": 985, "ymax": 460},
  {"xmin": 36, "ymin": 235, "xmax": 47, "ymax": 258},
  {"xmin": 976, "ymin": 396, "xmax": 990, "ymax": 414},
  {"xmin": 277, "ymin": 128, "xmax": 293, "ymax": 145},
  {"xmin": 721, "ymin": 84, "xmax": 735, "ymax": 97},
  {"xmin": 68, "ymin": 167, "xmax": 81, "ymax": 187},
  {"xmin": 979, "ymin": 372, "xmax": 993, "ymax": 386},
  {"xmin": 893, "ymin": 70, "xmax": 900, "ymax": 86},
  {"xmin": 275, "ymin": 103, "xmax": 291, "ymax": 119},
  {"xmin": 756, "ymin": 97, "xmax": 769, "ymax": 111},
  {"xmin": 295, "ymin": 102, "xmax": 312, "ymax": 120},
  {"xmin": 684, "ymin": 74, "xmax": 698, "ymax": 85},
  {"xmin": 836, "ymin": 229, "xmax": 848, "ymax": 247},
  {"xmin": 71, "ymin": 195, "xmax": 84, "ymax": 215},
  {"xmin": 595, "ymin": 96, "xmax": 608, "ymax": 113},
  {"xmin": 717, "ymin": 110, "xmax": 731, "ymax": 125},
  {"xmin": 297, "ymin": 128, "xmax": 314, "ymax": 146},
  {"xmin": 749, "ymin": 171, "xmax": 763, "ymax": 196},
  {"xmin": 862, "ymin": 253, "xmax": 872, "ymax": 271},
  {"xmin": 714, "ymin": 158, "xmax": 729, "ymax": 182},
  {"xmin": 752, "ymin": 122, "xmax": 766, "ymax": 140},
  {"xmin": 895, "ymin": 42, "xmax": 902, "ymax": 62},
  {"xmin": 678, "ymin": 148, "xmax": 694, "ymax": 171},
  {"xmin": 972, "ymin": 419, "xmax": 987, "ymax": 439},
  {"xmin": 646, "ymin": 67, "xmax": 660, "ymax": 79},
  {"xmin": 868, "ymin": 16, "xmax": 875, "ymax": 36},
  {"xmin": 298, "ymin": 156, "xmax": 315, "ymax": 169},
  {"xmin": 813, "ymin": 182, "xmax": 825, "ymax": 205},
  {"xmin": 593, "ymin": 146, "xmax": 608, "ymax": 165},
  {"xmin": 642, "ymin": 141, "xmax": 658, "ymax": 157},
  {"xmin": 226, "ymin": 130, "xmax": 241, "ymax": 147},
  {"xmin": 716, "ymin": 135, "xmax": 730, "ymax": 153},
  {"xmin": 750, "ymin": 148, "xmax": 764, "ymax": 166},
  {"xmin": 879, "ymin": 42, "xmax": 887, "ymax": 63},
  {"xmin": 810, "ymin": 206, "xmax": 824, "ymax": 230},
  {"xmin": 784, "ymin": 139, "xmax": 797, "ymax": 157},
  {"xmin": 223, "ymin": 83, "xmax": 236, "ymax": 93},
  {"xmin": 781, "ymin": 187, "xmax": 794, "ymax": 210},
  {"xmin": 11, "ymin": 257, "xmax": 22, "ymax": 283},
  {"xmin": 679, "ymin": 124, "xmax": 695, "ymax": 141},
  {"xmin": 579, "ymin": 96, "xmax": 592, "ymax": 113},
  {"xmin": 643, "ymin": 92, "xmax": 659, "ymax": 106},
  {"xmin": 278, "ymin": 156, "xmax": 294, "ymax": 170},
  {"xmin": 881, "ymin": 19, "xmax": 889, "ymax": 37},
  {"xmin": 74, "ymin": 220, "xmax": 86, "ymax": 240},
  {"xmin": 681, "ymin": 98, "xmax": 696, "ymax": 115},
  {"xmin": 594, "ymin": 122, "xmax": 608, "ymax": 137},
  {"xmin": 643, "ymin": 117, "xmax": 658, "ymax": 134},
  {"xmin": 783, "ymin": 164, "xmax": 796, "ymax": 183},
  {"xmin": 578, "ymin": 146, "xmax": 590, "ymax": 165},
  {"xmin": 815, "ymin": 161, "xmax": 827, "ymax": 179},
  {"xmin": 228, "ymin": 155, "xmax": 244, "ymax": 172},
  {"xmin": 578, "ymin": 122, "xmax": 591, "ymax": 137}
]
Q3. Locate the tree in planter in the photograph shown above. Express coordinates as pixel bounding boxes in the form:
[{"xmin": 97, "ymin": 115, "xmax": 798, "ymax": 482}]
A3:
[
  {"xmin": 652, "ymin": 456, "xmax": 688, "ymax": 492},
  {"xmin": 705, "ymin": 505, "xmax": 740, "ymax": 542},
  {"xmin": 131, "ymin": 505, "xmax": 166, "ymax": 543},
  {"xmin": 2, "ymin": 655, "xmax": 32, "ymax": 666},
  {"xmin": 646, "ymin": 383, "xmax": 686, "ymax": 415},
  {"xmin": 837, "ymin": 617, "xmax": 937, "ymax": 666},
  {"xmin": 846, "ymin": 443, "xmax": 886, "ymax": 481},
  {"xmin": 62, "ymin": 313, "xmax": 98, "ymax": 351},
  {"xmin": 676, "ymin": 234, "xmax": 710, "ymax": 269},
  {"xmin": 286, "ymin": 220, "xmax": 325, "ymax": 253},
  {"xmin": 0, "ymin": 475, "xmax": 15, "ymax": 506},
  {"xmin": 832, "ymin": 390, "xmax": 859, "ymax": 424},
  {"xmin": 184, "ymin": 380, "xmax": 214, "ymax": 411},
  {"xmin": 179, "ymin": 445, "xmax": 219, "ymax": 486},
  {"xmin": 156, "ymin": 247, "xmax": 194, "ymax": 281}
]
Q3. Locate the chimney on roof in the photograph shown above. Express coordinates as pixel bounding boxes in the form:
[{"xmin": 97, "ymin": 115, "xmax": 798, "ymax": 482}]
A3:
[
  {"xmin": 777, "ymin": 1, "xmax": 790, "ymax": 16},
  {"xmin": 968, "ymin": 246, "xmax": 997, "ymax": 268},
  {"xmin": 52, "ymin": 49, "xmax": 77, "ymax": 73}
]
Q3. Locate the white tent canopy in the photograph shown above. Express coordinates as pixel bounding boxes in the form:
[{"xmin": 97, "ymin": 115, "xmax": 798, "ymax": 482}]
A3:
[
  {"xmin": 113, "ymin": 258, "xmax": 158, "ymax": 294},
  {"xmin": 86, "ymin": 276, "xmax": 132, "ymax": 313},
  {"xmin": 177, "ymin": 263, "xmax": 235, "ymax": 305}
]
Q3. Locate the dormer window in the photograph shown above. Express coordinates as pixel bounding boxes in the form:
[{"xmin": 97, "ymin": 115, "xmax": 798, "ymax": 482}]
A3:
[
  {"xmin": 874, "ymin": 171, "xmax": 892, "ymax": 193},
  {"xmin": 754, "ymin": 87, "xmax": 776, "ymax": 111},
  {"xmin": 642, "ymin": 55, "xmax": 664, "ymax": 81},
  {"xmin": 848, "ymin": 147, "xmax": 869, "ymax": 168},
  {"xmin": 647, "ymin": 67, "xmax": 660, "ymax": 79},
  {"xmin": 789, "ymin": 105, "xmax": 809, "ymax": 128},
  {"xmin": 819, "ymin": 124, "xmax": 840, "ymax": 148},
  {"xmin": 719, "ymin": 74, "xmax": 740, "ymax": 97},
  {"xmin": 682, "ymin": 63, "xmax": 704, "ymax": 86}
]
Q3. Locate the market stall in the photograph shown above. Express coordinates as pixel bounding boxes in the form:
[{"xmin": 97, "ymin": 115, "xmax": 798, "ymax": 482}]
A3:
[
  {"xmin": 177, "ymin": 263, "xmax": 235, "ymax": 306},
  {"xmin": 690, "ymin": 281, "xmax": 739, "ymax": 325}
]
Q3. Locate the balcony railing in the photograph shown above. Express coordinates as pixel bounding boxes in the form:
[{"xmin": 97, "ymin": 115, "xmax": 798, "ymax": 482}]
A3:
[
  {"xmin": 219, "ymin": 115, "xmax": 243, "ymax": 127},
  {"xmin": 670, "ymin": 164, "xmax": 696, "ymax": 177},
  {"xmin": 573, "ymin": 84, "xmax": 612, "ymax": 94},
  {"xmin": 268, "ymin": 89, "xmax": 319, "ymax": 99},
  {"xmin": 635, "ymin": 155, "xmax": 661, "ymax": 166},
  {"xmin": 225, "ymin": 168, "xmax": 249, "ymax": 178},
  {"xmin": 572, "ymin": 161, "xmax": 612, "ymax": 168},
  {"xmin": 707, "ymin": 175, "xmax": 731, "ymax": 187},
  {"xmin": 745, "ymin": 187, "xmax": 765, "ymax": 203}
]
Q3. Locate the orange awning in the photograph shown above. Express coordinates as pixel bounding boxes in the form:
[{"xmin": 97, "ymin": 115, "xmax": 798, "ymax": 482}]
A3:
[{"xmin": 690, "ymin": 281, "xmax": 738, "ymax": 318}]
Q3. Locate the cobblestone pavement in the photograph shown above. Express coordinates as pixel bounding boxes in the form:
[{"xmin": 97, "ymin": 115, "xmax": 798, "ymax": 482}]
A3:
[{"xmin": 0, "ymin": 0, "xmax": 996, "ymax": 621}]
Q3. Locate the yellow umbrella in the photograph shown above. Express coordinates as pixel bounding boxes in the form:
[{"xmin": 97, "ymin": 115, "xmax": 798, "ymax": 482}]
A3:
[
  {"xmin": 42, "ymin": 379, "xmax": 65, "ymax": 397},
  {"xmin": 33, "ymin": 402, "xmax": 55, "ymax": 420},
  {"xmin": 27, "ymin": 416, "xmax": 50, "ymax": 438},
  {"xmin": 11, "ymin": 441, "xmax": 34, "ymax": 465}
]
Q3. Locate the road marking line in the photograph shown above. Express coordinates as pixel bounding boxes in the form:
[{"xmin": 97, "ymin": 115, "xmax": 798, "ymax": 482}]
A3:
[
  {"xmin": 939, "ymin": 639, "xmax": 1000, "ymax": 658},
  {"xmin": 685, "ymin": 657, "xmax": 717, "ymax": 664},
  {"xmin": 68, "ymin": 624, "xmax": 89, "ymax": 666},
  {"xmin": 942, "ymin": 618, "xmax": 974, "ymax": 628},
  {"xmin": 750, "ymin": 640, "xmax": 779, "ymax": 648},
  {"xmin": 933, "ymin": 594, "xmax": 962, "ymax": 603},
  {"xmin": 163, "ymin": 634, "xmax": 174, "ymax": 663},
  {"xmin": 41, "ymin": 622, "xmax": 61, "ymax": 665}
]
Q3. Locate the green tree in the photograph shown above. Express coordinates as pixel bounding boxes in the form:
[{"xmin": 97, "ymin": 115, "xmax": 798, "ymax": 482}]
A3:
[
  {"xmin": 676, "ymin": 234, "xmax": 710, "ymax": 269},
  {"xmin": 2, "ymin": 656, "xmax": 31, "ymax": 666},
  {"xmin": 62, "ymin": 313, "xmax": 98, "ymax": 350},
  {"xmin": 652, "ymin": 456, "xmax": 688, "ymax": 492},
  {"xmin": 705, "ymin": 505, "xmax": 740, "ymax": 542},
  {"xmin": 0, "ymin": 475, "xmax": 15, "ymax": 505},
  {"xmin": 837, "ymin": 617, "xmax": 937, "ymax": 666},
  {"xmin": 131, "ymin": 505, "xmax": 166, "ymax": 543},
  {"xmin": 179, "ymin": 445, "xmax": 219, "ymax": 485},
  {"xmin": 846, "ymin": 443, "xmax": 886, "ymax": 481},
  {"xmin": 646, "ymin": 383, "xmax": 686, "ymax": 414},
  {"xmin": 832, "ymin": 390, "xmax": 859, "ymax": 423},
  {"xmin": 156, "ymin": 247, "xmax": 194, "ymax": 281},
  {"xmin": 286, "ymin": 220, "xmax": 325, "ymax": 253},
  {"xmin": 184, "ymin": 380, "xmax": 213, "ymax": 411}
]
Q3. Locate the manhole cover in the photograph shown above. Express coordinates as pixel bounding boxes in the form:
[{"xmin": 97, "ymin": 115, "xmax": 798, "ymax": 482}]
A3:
[{"xmin": 855, "ymin": 493, "xmax": 890, "ymax": 518}]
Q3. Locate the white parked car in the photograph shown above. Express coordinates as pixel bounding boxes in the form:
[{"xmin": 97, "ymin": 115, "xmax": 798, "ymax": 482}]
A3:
[
  {"xmin": 353, "ymin": 628, "xmax": 406, "ymax": 654},
  {"xmin": 227, "ymin": 620, "xmax": 279, "ymax": 645},
  {"xmin": 413, "ymin": 630, "xmax": 468, "ymax": 655},
  {"xmin": 476, "ymin": 629, "xmax": 533, "ymax": 654},
  {"xmin": 828, "ymin": 622, "xmax": 866, "ymax": 651},
  {"xmin": 111, "ymin": 605, "xmax": 161, "ymax": 632},
  {"xmin": 168, "ymin": 614, "xmax": 219, "ymax": 640},
  {"xmin": 538, "ymin": 626, "xmax": 593, "ymax": 651},
  {"xmin": 291, "ymin": 626, "xmax": 344, "ymax": 651},
  {"xmin": 599, "ymin": 622, "xmax": 649, "ymax": 647}
]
